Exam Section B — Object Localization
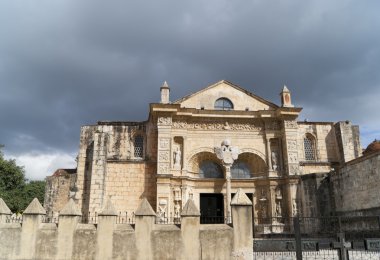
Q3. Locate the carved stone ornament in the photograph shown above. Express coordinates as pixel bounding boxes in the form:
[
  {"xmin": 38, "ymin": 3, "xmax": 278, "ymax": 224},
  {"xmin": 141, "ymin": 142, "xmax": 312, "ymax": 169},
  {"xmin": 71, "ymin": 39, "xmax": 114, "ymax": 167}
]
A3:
[
  {"xmin": 287, "ymin": 140, "xmax": 298, "ymax": 151},
  {"xmin": 158, "ymin": 151, "xmax": 170, "ymax": 162},
  {"xmin": 271, "ymin": 151, "xmax": 278, "ymax": 171},
  {"xmin": 284, "ymin": 120, "xmax": 298, "ymax": 129},
  {"xmin": 289, "ymin": 164, "xmax": 300, "ymax": 175},
  {"xmin": 157, "ymin": 117, "xmax": 172, "ymax": 125},
  {"xmin": 214, "ymin": 139, "xmax": 240, "ymax": 165},
  {"xmin": 288, "ymin": 152, "xmax": 298, "ymax": 163},
  {"xmin": 172, "ymin": 119, "xmax": 262, "ymax": 131},
  {"xmin": 159, "ymin": 138, "xmax": 170, "ymax": 150},
  {"xmin": 158, "ymin": 163, "xmax": 169, "ymax": 174}
]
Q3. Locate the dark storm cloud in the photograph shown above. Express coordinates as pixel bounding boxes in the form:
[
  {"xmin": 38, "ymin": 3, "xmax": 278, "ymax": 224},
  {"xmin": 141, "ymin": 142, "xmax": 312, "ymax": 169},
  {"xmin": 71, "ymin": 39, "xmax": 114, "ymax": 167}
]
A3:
[{"xmin": 0, "ymin": 0, "xmax": 379, "ymax": 178}]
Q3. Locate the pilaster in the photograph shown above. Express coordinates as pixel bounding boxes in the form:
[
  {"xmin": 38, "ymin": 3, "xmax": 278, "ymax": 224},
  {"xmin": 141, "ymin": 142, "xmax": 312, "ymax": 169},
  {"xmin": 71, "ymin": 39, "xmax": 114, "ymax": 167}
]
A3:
[{"xmin": 282, "ymin": 119, "xmax": 300, "ymax": 176}]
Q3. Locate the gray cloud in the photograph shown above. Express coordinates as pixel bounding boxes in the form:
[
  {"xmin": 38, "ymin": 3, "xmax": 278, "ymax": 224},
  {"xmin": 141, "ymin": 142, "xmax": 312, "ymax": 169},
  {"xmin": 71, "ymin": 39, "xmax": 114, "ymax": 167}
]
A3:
[{"xmin": 0, "ymin": 0, "xmax": 379, "ymax": 178}]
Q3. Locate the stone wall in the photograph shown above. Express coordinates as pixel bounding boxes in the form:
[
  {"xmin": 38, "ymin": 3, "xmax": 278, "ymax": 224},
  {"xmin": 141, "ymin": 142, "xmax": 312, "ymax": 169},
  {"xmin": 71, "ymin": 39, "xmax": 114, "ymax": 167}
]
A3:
[
  {"xmin": 331, "ymin": 151, "xmax": 380, "ymax": 215},
  {"xmin": 105, "ymin": 161, "xmax": 156, "ymax": 214},
  {"xmin": 0, "ymin": 190, "xmax": 253, "ymax": 260},
  {"xmin": 44, "ymin": 169, "xmax": 77, "ymax": 217},
  {"xmin": 334, "ymin": 121, "xmax": 361, "ymax": 163}
]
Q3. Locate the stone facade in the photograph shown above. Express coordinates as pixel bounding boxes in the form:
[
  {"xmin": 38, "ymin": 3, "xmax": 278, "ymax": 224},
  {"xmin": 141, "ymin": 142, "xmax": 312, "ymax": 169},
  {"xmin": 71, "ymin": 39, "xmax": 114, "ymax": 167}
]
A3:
[
  {"xmin": 44, "ymin": 169, "xmax": 77, "ymax": 217},
  {"xmin": 331, "ymin": 150, "xmax": 380, "ymax": 216},
  {"xmin": 44, "ymin": 80, "xmax": 363, "ymax": 232}
]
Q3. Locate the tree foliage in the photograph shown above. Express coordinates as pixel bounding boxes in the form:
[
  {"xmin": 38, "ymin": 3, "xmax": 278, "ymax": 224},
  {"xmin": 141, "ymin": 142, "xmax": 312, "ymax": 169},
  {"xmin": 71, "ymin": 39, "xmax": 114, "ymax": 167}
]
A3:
[{"xmin": 0, "ymin": 147, "xmax": 46, "ymax": 212}]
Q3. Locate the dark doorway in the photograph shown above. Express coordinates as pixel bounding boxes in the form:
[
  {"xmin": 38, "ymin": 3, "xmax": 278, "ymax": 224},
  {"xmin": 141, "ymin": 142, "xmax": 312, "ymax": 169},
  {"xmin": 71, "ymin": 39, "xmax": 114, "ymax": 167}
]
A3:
[{"xmin": 200, "ymin": 193, "xmax": 224, "ymax": 224}]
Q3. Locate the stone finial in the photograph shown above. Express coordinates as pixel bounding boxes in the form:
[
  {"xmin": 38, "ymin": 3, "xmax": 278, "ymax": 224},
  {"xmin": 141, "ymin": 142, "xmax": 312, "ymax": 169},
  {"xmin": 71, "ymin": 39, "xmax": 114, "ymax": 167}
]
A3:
[
  {"xmin": 231, "ymin": 189, "xmax": 252, "ymax": 206},
  {"xmin": 160, "ymin": 81, "xmax": 170, "ymax": 104},
  {"xmin": 23, "ymin": 198, "xmax": 46, "ymax": 215},
  {"xmin": 161, "ymin": 81, "xmax": 169, "ymax": 89},
  {"xmin": 280, "ymin": 85, "xmax": 293, "ymax": 108},
  {"xmin": 60, "ymin": 198, "xmax": 82, "ymax": 216},
  {"xmin": 0, "ymin": 198, "xmax": 11, "ymax": 215},
  {"xmin": 99, "ymin": 198, "xmax": 118, "ymax": 216},
  {"xmin": 135, "ymin": 198, "xmax": 156, "ymax": 216},
  {"xmin": 181, "ymin": 199, "xmax": 200, "ymax": 217}
]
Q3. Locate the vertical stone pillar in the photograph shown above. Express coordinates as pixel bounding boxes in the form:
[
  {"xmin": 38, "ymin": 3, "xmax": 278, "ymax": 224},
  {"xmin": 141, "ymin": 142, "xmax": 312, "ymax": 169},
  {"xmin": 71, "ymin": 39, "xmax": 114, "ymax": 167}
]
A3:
[
  {"xmin": 96, "ymin": 198, "xmax": 118, "ymax": 260},
  {"xmin": 88, "ymin": 129, "xmax": 108, "ymax": 213},
  {"xmin": 19, "ymin": 198, "xmax": 46, "ymax": 260},
  {"xmin": 266, "ymin": 138, "xmax": 272, "ymax": 170},
  {"xmin": 231, "ymin": 189, "xmax": 253, "ymax": 259},
  {"xmin": 0, "ymin": 198, "xmax": 11, "ymax": 223},
  {"xmin": 181, "ymin": 199, "xmax": 201, "ymax": 260},
  {"xmin": 157, "ymin": 116, "xmax": 173, "ymax": 217},
  {"xmin": 135, "ymin": 198, "xmax": 156, "ymax": 260},
  {"xmin": 225, "ymin": 166, "xmax": 232, "ymax": 222},
  {"xmin": 282, "ymin": 120, "xmax": 299, "ymax": 175},
  {"xmin": 57, "ymin": 198, "xmax": 82, "ymax": 260}
]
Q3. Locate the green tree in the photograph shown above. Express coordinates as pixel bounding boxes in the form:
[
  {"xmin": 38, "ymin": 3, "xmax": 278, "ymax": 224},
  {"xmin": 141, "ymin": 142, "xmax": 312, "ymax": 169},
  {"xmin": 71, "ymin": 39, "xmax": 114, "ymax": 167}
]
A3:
[{"xmin": 0, "ymin": 146, "xmax": 46, "ymax": 212}]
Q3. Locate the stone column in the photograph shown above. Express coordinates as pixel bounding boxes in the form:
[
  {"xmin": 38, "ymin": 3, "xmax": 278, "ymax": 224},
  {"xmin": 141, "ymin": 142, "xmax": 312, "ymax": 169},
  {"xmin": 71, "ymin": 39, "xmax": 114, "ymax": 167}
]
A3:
[
  {"xmin": 135, "ymin": 198, "xmax": 156, "ymax": 260},
  {"xmin": 96, "ymin": 198, "xmax": 118, "ymax": 260},
  {"xmin": 215, "ymin": 139, "xmax": 240, "ymax": 224},
  {"xmin": 225, "ymin": 165, "xmax": 232, "ymax": 222},
  {"xmin": 0, "ymin": 198, "xmax": 11, "ymax": 223},
  {"xmin": 57, "ymin": 198, "xmax": 82, "ymax": 260},
  {"xmin": 231, "ymin": 189, "xmax": 253, "ymax": 259},
  {"xmin": 19, "ymin": 198, "xmax": 46, "ymax": 260},
  {"xmin": 181, "ymin": 199, "xmax": 201, "ymax": 260},
  {"xmin": 266, "ymin": 138, "xmax": 272, "ymax": 170}
]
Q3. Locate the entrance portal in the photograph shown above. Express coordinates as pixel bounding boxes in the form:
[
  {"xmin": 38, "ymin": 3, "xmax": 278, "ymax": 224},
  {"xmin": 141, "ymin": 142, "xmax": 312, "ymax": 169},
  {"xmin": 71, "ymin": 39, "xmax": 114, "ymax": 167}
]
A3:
[{"xmin": 200, "ymin": 193, "xmax": 224, "ymax": 224}]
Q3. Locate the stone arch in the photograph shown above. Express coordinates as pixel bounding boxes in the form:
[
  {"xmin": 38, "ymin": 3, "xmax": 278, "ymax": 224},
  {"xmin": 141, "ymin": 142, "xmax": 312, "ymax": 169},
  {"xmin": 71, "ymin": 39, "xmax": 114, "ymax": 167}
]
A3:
[
  {"xmin": 239, "ymin": 148, "xmax": 267, "ymax": 163},
  {"xmin": 188, "ymin": 151, "xmax": 223, "ymax": 178},
  {"xmin": 231, "ymin": 152, "xmax": 267, "ymax": 178}
]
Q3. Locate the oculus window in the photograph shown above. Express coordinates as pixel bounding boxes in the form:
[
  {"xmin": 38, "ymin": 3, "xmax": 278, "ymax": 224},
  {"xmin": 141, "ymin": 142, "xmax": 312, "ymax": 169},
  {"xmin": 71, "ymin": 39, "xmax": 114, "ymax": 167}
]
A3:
[{"xmin": 214, "ymin": 98, "xmax": 234, "ymax": 110}]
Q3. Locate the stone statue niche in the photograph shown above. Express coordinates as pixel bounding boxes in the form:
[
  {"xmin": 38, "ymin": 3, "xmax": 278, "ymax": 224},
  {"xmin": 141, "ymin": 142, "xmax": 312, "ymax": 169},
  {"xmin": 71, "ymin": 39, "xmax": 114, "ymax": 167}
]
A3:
[
  {"xmin": 173, "ymin": 137, "xmax": 183, "ymax": 170},
  {"xmin": 270, "ymin": 138, "xmax": 281, "ymax": 172}
]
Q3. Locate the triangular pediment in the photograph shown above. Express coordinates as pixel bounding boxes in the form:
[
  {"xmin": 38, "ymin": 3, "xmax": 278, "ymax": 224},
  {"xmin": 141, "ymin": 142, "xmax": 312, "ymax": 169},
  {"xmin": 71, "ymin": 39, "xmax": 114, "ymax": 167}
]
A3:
[{"xmin": 174, "ymin": 80, "xmax": 278, "ymax": 111}]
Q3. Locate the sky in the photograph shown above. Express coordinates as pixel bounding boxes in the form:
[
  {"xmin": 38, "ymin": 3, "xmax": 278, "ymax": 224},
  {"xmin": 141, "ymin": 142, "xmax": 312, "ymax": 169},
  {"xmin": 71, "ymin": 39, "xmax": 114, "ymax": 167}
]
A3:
[{"xmin": 0, "ymin": 0, "xmax": 379, "ymax": 180}]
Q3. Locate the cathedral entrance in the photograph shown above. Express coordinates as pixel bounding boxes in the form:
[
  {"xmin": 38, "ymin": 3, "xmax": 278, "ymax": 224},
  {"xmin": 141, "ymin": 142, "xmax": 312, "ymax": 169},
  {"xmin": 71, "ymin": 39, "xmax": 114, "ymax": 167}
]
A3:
[{"xmin": 200, "ymin": 193, "xmax": 224, "ymax": 224}]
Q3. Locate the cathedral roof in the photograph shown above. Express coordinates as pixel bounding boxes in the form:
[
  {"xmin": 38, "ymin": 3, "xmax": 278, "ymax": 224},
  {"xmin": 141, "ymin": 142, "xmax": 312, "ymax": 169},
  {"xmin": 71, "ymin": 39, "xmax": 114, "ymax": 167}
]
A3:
[{"xmin": 363, "ymin": 139, "xmax": 380, "ymax": 155}]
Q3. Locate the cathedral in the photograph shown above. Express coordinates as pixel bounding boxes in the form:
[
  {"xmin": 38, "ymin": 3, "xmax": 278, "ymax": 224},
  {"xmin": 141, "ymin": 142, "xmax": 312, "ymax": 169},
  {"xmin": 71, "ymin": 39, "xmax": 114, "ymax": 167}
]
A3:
[{"xmin": 44, "ymin": 80, "xmax": 363, "ymax": 231}]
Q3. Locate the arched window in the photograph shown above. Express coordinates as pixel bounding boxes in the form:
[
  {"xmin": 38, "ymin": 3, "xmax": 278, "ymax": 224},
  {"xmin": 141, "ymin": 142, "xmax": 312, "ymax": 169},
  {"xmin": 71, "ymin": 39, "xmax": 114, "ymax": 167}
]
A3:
[
  {"xmin": 134, "ymin": 135, "xmax": 144, "ymax": 158},
  {"xmin": 199, "ymin": 161, "xmax": 224, "ymax": 178},
  {"xmin": 231, "ymin": 161, "xmax": 252, "ymax": 179},
  {"xmin": 214, "ymin": 98, "xmax": 234, "ymax": 110},
  {"xmin": 304, "ymin": 135, "xmax": 316, "ymax": 161}
]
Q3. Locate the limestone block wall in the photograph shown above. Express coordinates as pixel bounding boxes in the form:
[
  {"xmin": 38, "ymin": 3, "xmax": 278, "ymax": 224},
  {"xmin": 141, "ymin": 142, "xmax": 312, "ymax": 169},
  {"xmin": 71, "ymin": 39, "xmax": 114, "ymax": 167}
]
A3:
[
  {"xmin": 0, "ymin": 195, "xmax": 253, "ymax": 260},
  {"xmin": 105, "ymin": 162, "xmax": 156, "ymax": 214},
  {"xmin": 331, "ymin": 151, "xmax": 380, "ymax": 214},
  {"xmin": 74, "ymin": 122, "xmax": 151, "ymax": 214},
  {"xmin": 297, "ymin": 122, "xmax": 340, "ymax": 164},
  {"xmin": 44, "ymin": 169, "xmax": 77, "ymax": 217},
  {"xmin": 334, "ymin": 121, "xmax": 361, "ymax": 163}
]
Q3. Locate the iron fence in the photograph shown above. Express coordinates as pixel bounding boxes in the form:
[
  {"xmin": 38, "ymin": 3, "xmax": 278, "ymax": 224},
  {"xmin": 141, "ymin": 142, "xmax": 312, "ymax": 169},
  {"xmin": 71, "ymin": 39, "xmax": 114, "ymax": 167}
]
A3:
[{"xmin": 253, "ymin": 216, "xmax": 380, "ymax": 260}]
